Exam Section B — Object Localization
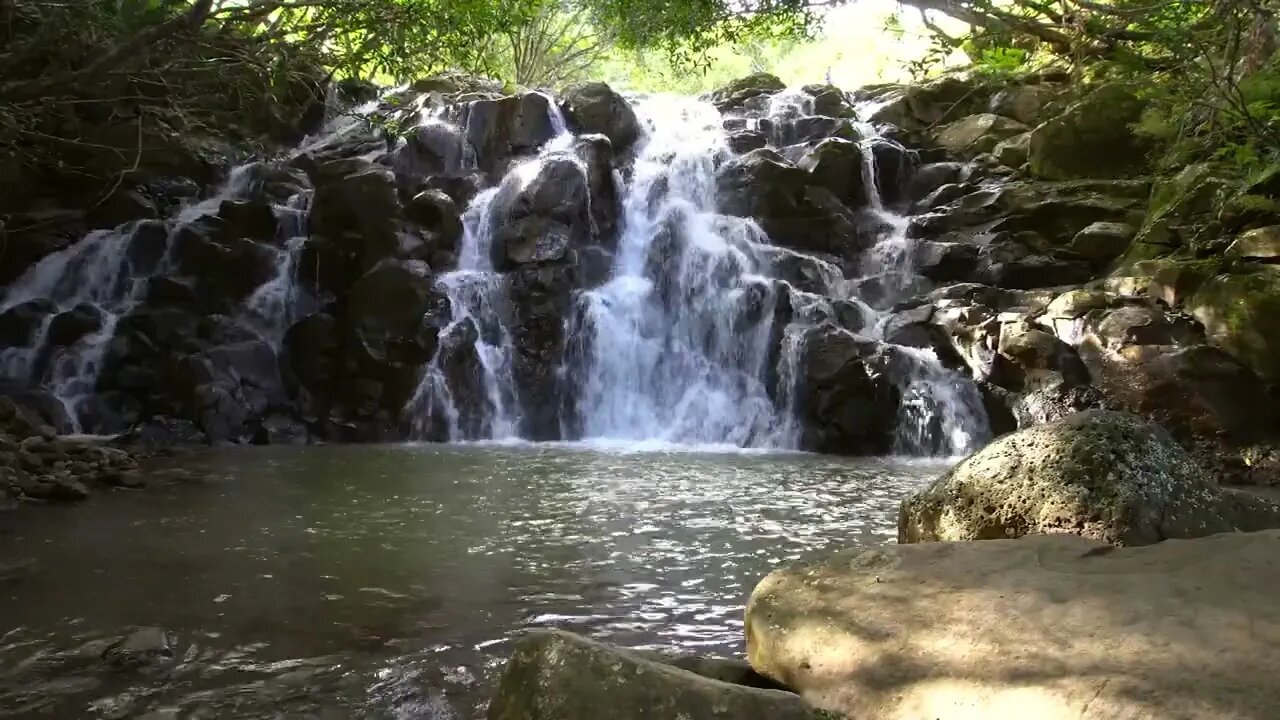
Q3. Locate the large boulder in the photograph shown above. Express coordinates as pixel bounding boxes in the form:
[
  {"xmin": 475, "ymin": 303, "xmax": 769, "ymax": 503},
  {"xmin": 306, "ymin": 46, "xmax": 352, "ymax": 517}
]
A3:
[
  {"xmin": 708, "ymin": 73, "xmax": 786, "ymax": 112},
  {"xmin": 308, "ymin": 162, "xmax": 403, "ymax": 271},
  {"xmin": 931, "ymin": 114, "xmax": 1028, "ymax": 157},
  {"xmin": 465, "ymin": 92, "xmax": 559, "ymax": 176},
  {"xmin": 793, "ymin": 326, "xmax": 902, "ymax": 454},
  {"xmin": 988, "ymin": 83, "xmax": 1058, "ymax": 124},
  {"xmin": 797, "ymin": 138, "xmax": 867, "ymax": 209},
  {"xmin": 487, "ymin": 630, "xmax": 828, "ymax": 720},
  {"xmin": 506, "ymin": 264, "xmax": 578, "ymax": 440},
  {"xmin": 1189, "ymin": 268, "xmax": 1280, "ymax": 384},
  {"xmin": 344, "ymin": 260, "xmax": 442, "ymax": 369},
  {"xmin": 560, "ymin": 82, "xmax": 640, "ymax": 151},
  {"xmin": 1226, "ymin": 225, "xmax": 1280, "ymax": 260},
  {"xmin": 746, "ymin": 530, "xmax": 1280, "ymax": 720},
  {"xmin": 1029, "ymin": 84, "xmax": 1151, "ymax": 180},
  {"xmin": 717, "ymin": 149, "xmax": 867, "ymax": 258},
  {"xmin": 899, "ymin": 410, "xmax": 1280, "ymax": 545}
]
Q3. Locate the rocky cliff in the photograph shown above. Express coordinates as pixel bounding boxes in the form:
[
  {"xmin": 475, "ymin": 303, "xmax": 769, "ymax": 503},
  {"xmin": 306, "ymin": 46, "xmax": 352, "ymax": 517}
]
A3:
[{"xmin": 1, "ymin": 70, "xmax": 1276, "ymax": 484}]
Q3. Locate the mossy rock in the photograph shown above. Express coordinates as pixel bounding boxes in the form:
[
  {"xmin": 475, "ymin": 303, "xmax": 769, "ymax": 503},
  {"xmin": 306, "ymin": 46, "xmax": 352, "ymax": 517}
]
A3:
[
  {"xmin": 1118, "ymin": 163, "xmax": 1235, "ymax": 267},
  {"xmin": 1028, "ymin": 84, "xmax": 1152, "ymax": 180},
  {"xmin": 1189, "ymin": 268, "xmax": 1280, "ymax": 384},
  {"xmin": 898, "ymin": 410, "xmax": 1280, "ymax": 546}
]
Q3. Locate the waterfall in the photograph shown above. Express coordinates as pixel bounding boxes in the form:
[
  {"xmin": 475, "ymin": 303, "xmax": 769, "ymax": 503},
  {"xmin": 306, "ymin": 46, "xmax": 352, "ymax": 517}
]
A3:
[
  {"xmin": 567, "ymin": 96, "xmax": 787, "ymax": 446},
  {"xmin": 1, "ymin": 81, "xmax": 992, "ymax": 456},
  {"xmin": 407, "ymin": 96, "xmax": 573, "ymax": 441},
  {"xmin": 408, "ymin": 186, "xmax": 521, "ymax": 441}
]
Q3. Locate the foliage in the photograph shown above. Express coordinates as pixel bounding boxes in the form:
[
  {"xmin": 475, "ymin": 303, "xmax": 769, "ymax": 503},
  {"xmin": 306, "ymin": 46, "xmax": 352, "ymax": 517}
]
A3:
[{"xmin": 495, "ymin": 2, "xmax": 614, "ymax": 88}]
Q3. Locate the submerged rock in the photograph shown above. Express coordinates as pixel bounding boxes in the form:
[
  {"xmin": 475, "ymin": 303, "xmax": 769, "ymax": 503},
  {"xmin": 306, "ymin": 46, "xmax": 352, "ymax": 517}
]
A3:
[
  {"xmin": 899, "ymin": 410, "xmax": 1280, "ymax": 545},
  {"xmin": 746, "ymin": 530, "xmax": 1280, "ymax": 720},
  {"xmin": 487, "ymin": 630, "xmax": 828, "ymax": 720},
  {"xmin": 102, "ymin": 627, "xmax": 174, "ymax": 670}
]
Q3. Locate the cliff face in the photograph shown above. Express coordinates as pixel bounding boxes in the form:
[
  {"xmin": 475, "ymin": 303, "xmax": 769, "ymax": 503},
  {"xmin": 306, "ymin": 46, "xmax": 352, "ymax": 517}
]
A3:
[
  {"xmin": 0, "ymin": 68, "xmax": 1275, "ymax": 484},
  {"xmin": 863, "ymin": 72, "xmax": 1280, "ymax": 484}
]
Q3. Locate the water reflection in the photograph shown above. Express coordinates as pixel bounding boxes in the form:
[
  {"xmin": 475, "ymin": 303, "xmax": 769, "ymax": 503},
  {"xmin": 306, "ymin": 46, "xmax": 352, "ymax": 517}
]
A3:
[{"xmin": 0, "ymin": 444, "xmax": 946, "ymax": 718}]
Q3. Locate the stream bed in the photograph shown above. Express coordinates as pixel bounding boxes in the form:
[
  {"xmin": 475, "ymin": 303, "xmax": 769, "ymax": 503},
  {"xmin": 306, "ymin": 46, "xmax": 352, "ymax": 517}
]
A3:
[{"xmin": 0, "ymin": 444, "xmax": 948, "ymax": 718}]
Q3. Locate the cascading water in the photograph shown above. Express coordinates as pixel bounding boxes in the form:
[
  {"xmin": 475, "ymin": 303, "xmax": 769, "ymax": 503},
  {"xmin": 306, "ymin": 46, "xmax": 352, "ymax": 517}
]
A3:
[
  {"xmin": 567, "ymin": 96, "xmax": 790, "ymax": 446},
  {"xmin": 850, "ymin": 120, "xmax": 992, "ymax": 456},
  {"xmin": 408, "ymin": 96, "xmax": 575, "ymax": 441},
  {"xmin": 0, "ymin": 104, "xmax": 366, "ymax": 430},
  {"xmin": 1, "ymin": 79, "xmax": 990, "ymax": 456}
]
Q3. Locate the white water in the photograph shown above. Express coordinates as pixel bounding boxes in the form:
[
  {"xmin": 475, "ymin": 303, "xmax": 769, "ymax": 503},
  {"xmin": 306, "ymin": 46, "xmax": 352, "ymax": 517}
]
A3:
[
  {"xmin": 408, "ymin": 95, "xmax": 573, "ymax": 440},
  {"xmin": 1, "ymin": 83, "xmax": 990, "ymax": 455},
  {"xmin": 568, "ymin": 96, "xmax": 789, "ymax": 446}
]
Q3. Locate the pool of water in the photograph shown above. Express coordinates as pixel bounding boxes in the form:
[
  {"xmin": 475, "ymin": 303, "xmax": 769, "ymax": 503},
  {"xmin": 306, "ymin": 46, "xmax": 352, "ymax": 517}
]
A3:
[{"xmin": 0, "ymin": 443, "xmax": 949, "ymax": 718}]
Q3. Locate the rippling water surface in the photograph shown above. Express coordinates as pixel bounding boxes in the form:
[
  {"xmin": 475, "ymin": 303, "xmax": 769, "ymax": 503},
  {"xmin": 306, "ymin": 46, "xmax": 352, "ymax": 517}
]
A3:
[{"xmin": 0, "ymin": 444, "xmax": 948, "ymax": 718}]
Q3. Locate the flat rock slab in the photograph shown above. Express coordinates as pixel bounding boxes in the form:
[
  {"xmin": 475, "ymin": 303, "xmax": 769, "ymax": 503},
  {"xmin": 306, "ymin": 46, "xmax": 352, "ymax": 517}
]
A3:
[{"xmin": 747, "ymin": 531, "xmax": 1280, "ymax": 720}]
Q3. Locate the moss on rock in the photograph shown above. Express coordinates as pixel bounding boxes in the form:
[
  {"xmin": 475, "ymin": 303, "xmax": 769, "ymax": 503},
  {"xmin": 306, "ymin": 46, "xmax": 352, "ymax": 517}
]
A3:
[
  {"xmin": 1028, "ymin": 84, "xmax": 1152, "ymax": 180},
  {"xmin": 898, "ymin": 410, "xmax": 1280, "ymax": 545},
  {"xmin": 1190, "ymin": 268, "xmax": 1280, "ymax": 384}
]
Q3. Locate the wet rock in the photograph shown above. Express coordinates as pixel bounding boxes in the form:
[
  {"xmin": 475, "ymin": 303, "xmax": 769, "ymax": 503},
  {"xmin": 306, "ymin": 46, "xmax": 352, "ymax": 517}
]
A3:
[
  {"xmin": 487, "ymin": 629, "xmax": 827, "ymax": 720},
  {"xmin": 798, "ymin": 138, "xmax": 867, "ymax": 209},
  {"xmin": 991, "ymin": 131, "xmax": 1030, "ymax": 168},
  {"xmin": 0, "ymin": 299, "xmax": 55, "ymax": 348},
  {"xmin": 465, "ymin": 92, "xmax": 558, "ymax": 176},
  {"xmin": 506, "ymin": 264, "xmax": 577, "ymax": 440},
  {"xmin": 309, "ymin": 163, "xmax": 402, "ymax": 271},
  {"xmin": 259, "ymin": 413, "xmax": 309, "ymax": 445},
  {"xmin": 913, "ymin": 241, "xmax": 980, "ymax": 282},
  {"xmin": 709, "ymin": 73, "xmax": 786, "ymax": 112},
  {"xmin": 868, "ymin": 139, "xmax": 916, "ymax": 208},
  {"xmin": 405, "ymin": 189, "xmax": 463, "ymax": 256},
  {"xmin": 794, "ymin": 326, "xmax": 901, "ymax": 455},
  {"xmin": 394, "ymin": 121, "xmax": 467, "ymax": 178},
  {"xmin": 746, "ymin": 530, "xmax": 1280, "ymax": 720},
  {"xmin": 14, "ymin": 474, "xmax": 89, "ymax": 502},
  {"xmin": 102, "ymin": 628, "xmax": 174, "ymax": 670},
  {"xmin": 899, "ymin": 410, "xmax": 1280, "ymax": 545},
  {"xmin": 170, "ymin": 222, "xmax": 279, "ymax": 304},
  {"xmin": 495, "ymin": 217, "xmax": 573, "ymax": 270},
  {"xmin": 3, "ymin": 391, "xmax": 70, "ymax": 436},
  {"xmin": 344, "ymin": 260, "xmax": 441, "ymax": 368},
  {"xmin": 47, "ymin": 304, "xmax": 104, "ymax": 348},
  {"xmin": 726, "ymin": 130, "xmax": 768, "ymax": 154},
  {"xmin": 906, "ymin": 162, "xmax": 965, "ymax": 203},
  {"xmin": 904, "ymin": 76, "xmax": 984, "ymax": 126},
  {"xmin": 985, "ymin": 253, "xmax": 1094, "ymax": 289},
  {"xmin": 217, "ymin": 199, "xmax": 278, "ymax": 243},
  {"xmin": 716, "ymin": 149, "xmax": 866, "ymax": 258},
  {"xmin": 112, "ymin": 415, "xmax": 203, "ymax": 448},
  {"xmin": 1227, "ymin": 225, "xmax": 1280, "ymax": 260},
  {"xmin": 1082, "ymin": 302, "xmax": 1203, "ymax": 349},
  {"xmin": 805, "ymin": 84, "xmax": 855, "ymax": 118},
  {"xmin": 573, "ymin": 134, "xmax": 621, "ymax": 242},
  {"xmin": 193, "ymin": 383, "xmax": 251, "ymax": 444},
  {"xmin": 125, "ymin": 220, "xmax": 171, "ymax": 276},
  {"xmin": 283, "ymin": 313, "xmax": 342, "ymax": 398},
  {"xmin": 560, "ymin": 82, "xmax": 640, "ymax": 151}
]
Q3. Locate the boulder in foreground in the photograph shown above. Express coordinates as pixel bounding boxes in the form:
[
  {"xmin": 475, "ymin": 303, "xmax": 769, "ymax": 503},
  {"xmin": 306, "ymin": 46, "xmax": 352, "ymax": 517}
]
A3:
[
  {"xmin": 487, "ymin": 629, "xmax": 830, "ymax": 720},
  {"xmin": 747, "ymin": 531, "xmax": 1280, "ymax": 720},
  {"xmin": 899, "ymin": 410, "xmax": 1280, "ymax": 545}
]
